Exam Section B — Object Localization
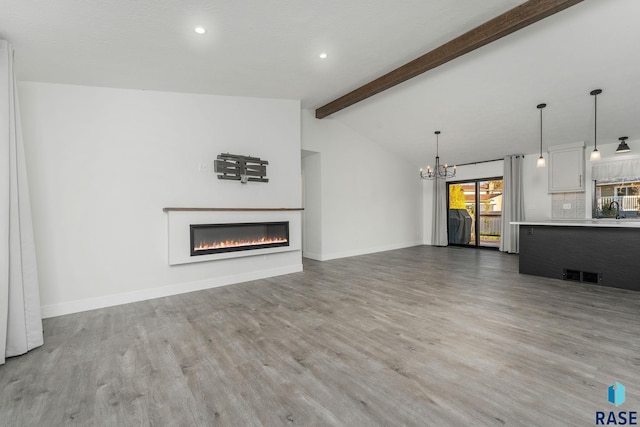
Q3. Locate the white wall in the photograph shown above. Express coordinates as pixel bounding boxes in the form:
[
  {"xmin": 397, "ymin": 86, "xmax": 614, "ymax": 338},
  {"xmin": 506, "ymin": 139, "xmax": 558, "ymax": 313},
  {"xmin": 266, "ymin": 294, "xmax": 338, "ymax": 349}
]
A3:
[
  {"xmin": 301, "ymin": 150, "xmax": 322, "ymax": 258},
  {"xmin": 522, "ymin": 153, "xmax": 552, "ymax": 221},
  {"xmin": 301, "ymin": 109, "xmax": 422, "ymax": 260},
  {"xmin": 19, "ymin": 82, "xmax": 302, "ymax": 317}
]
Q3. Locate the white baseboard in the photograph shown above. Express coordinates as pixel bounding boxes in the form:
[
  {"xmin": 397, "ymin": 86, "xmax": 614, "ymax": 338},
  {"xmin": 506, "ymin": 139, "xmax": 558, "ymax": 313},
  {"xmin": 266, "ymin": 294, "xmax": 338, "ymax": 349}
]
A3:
[
  {"xmin": 40, "ymin": 264, "xmax": 303, "ymax": 319},
  {"xmin": 305, "ymin": 242, "xmax": 422, "ymax": 262},
  {"xmin": 301, "ymin": 251, "xmax": 323, "ymax": 261}
]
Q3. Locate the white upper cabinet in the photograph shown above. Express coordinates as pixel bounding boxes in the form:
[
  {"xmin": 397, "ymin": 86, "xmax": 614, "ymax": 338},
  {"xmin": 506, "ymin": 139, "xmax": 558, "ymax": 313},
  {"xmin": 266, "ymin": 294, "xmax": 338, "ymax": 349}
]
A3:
[{"xmin": 548, "ymin": 142, "xmax": 585, "ymax": 193}]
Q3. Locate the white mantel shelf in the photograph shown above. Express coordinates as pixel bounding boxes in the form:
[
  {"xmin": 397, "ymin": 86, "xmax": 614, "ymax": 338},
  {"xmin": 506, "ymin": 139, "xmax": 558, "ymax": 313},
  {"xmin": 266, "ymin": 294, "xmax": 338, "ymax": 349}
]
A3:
[
  {"xmin": 163, "ymin": 207, "xmax": 304, "ymax": 212},
  {"xmin": 511, "ymin": 220, "xmax": 640, "ymax": 228}
]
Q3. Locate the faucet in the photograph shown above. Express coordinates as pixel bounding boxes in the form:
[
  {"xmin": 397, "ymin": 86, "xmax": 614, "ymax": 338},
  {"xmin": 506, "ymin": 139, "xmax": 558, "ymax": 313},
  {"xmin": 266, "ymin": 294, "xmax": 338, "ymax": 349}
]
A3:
[{"xmin": 609, "ymin": 201, "xmax": 625, "ymax": 219}]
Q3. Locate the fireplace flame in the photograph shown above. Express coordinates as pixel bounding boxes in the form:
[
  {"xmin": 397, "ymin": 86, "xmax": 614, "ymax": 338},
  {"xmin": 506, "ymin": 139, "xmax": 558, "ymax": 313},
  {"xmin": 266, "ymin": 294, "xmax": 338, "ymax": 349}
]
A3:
[{"xmin": 194, "ymin": 237, "xmax": 288, "ymax": 251}]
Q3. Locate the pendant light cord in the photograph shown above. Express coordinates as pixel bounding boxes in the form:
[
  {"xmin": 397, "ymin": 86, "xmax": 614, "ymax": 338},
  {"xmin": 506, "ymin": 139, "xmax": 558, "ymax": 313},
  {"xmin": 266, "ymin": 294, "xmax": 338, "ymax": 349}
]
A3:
[
  {"xmin": 535, "ymin": 103, "xmax": 547, "ymax": 167},
  {"xmin": 590, "ymin": 89, "xmax": 602, "ymax": 156},
  {"xmin": 594, "ymin": 93, "xmax": 597, "ymax": 150},
  {"xmin": 536, "ymin": 103, "xmax": 546, "ymax": 157}
]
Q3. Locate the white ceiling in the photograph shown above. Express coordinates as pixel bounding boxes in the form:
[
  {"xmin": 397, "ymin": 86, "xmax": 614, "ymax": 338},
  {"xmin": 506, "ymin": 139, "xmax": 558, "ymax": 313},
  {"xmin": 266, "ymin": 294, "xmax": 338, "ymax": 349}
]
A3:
[{"xmin": 2, "ymin": 0, "xmax": 639, "ymax": 166}]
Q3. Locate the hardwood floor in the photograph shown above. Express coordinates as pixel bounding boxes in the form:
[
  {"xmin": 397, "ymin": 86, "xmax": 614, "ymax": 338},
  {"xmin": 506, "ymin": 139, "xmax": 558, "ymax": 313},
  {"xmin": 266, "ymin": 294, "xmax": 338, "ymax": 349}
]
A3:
[{"xmin": 1, "ymin": 246, "xmax": 639, "ymax": 426}]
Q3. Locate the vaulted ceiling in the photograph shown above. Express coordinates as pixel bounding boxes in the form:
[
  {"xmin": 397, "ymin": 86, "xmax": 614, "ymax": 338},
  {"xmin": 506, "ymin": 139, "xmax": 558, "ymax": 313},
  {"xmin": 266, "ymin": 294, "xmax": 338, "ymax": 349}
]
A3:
[{"xmin": 2, "ymin": 0, "xmax": 639, "ymax": 166}]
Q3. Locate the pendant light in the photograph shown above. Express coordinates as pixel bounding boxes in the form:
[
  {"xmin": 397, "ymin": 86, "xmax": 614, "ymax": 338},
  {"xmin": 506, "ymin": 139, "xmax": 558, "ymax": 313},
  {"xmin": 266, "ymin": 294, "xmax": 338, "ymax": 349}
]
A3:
[
  {"xmin": 536, "ymin": 103, "xmax": 546, "ymax": 168},
  {"xmin": 590, "ymin": 89, "xmax": 602, "ymax": 162},
  {"xmin": 615, "ymin": 136, "xmax": 631, "ymax": 154}
]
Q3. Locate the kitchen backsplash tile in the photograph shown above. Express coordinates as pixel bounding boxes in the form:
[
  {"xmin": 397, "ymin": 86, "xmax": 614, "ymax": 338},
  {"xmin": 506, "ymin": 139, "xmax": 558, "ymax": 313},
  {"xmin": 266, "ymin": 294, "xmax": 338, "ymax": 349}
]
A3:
[{"xmin": 551, "ymin": 191, "xmax": 586, "ymax": 219}]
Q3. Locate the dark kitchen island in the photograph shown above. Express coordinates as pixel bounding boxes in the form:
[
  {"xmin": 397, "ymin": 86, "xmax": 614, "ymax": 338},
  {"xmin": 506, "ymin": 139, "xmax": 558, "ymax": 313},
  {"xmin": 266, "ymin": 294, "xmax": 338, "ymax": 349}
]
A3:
[{"xmin": 513, "ymin": 220, "xmax": 640, "ymax": 291}]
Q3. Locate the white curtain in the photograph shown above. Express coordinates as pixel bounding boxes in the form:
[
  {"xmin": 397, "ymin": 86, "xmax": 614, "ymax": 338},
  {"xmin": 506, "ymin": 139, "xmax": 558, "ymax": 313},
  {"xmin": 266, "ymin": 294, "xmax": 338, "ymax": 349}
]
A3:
[
  {"xmin": 592, "ymin": 158, "xmax": 640, "ymax": 182},
  {"xmin": 0, "ymin": 40, "xmax": 43, "ymax": 365},
  {"xmin": 431, "ymin": 177, "xmax": 448, "ymax": 246},
  {"xmin": 500, "ymin": 155, "xmax": 524, "ymax": 254}
]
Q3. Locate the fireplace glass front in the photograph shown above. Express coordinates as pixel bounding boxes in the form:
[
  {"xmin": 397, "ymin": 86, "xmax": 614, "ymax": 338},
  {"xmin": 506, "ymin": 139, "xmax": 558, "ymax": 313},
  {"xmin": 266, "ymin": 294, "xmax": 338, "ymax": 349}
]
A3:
[{"xmin": 190, "ymin": 222, "xmax": 289, "ymax": 256}]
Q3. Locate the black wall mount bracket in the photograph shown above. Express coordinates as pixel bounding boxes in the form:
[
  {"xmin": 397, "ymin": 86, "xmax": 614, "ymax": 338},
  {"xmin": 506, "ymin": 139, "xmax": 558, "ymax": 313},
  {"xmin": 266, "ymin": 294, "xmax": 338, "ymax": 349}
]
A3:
[{"xmin": 214, "ymin": 153, "xmax": 268, "ymax": 184}]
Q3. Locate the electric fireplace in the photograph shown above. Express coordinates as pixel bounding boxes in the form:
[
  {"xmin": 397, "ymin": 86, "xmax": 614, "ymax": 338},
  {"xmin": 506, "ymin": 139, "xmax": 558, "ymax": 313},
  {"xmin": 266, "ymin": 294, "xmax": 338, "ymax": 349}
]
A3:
[
  {"xmin": 190, "ymin": 222, "xmax": 289, "ymax": 256},
  {"xmin": 165, "ymin": 208, "xmax": 301, "ymax": 265}
]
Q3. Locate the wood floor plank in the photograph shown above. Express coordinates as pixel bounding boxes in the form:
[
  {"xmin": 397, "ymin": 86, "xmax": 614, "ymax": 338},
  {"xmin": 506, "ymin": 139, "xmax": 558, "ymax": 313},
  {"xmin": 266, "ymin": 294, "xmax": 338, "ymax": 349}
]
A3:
[{"xmin": 1, "ymin": 246, "xmax": 640, "ymax": 426}]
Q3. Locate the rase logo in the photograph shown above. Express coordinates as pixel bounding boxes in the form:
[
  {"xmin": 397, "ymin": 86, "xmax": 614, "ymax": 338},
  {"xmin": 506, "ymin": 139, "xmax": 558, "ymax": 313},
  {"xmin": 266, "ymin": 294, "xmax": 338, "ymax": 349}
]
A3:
[
  {"xmin": 596, "ymin": 382, "xmax": 637, "ymax": 425},
  {"xmin": 610, "ymin": 382, "xmax": 626, "ymax": 407}
]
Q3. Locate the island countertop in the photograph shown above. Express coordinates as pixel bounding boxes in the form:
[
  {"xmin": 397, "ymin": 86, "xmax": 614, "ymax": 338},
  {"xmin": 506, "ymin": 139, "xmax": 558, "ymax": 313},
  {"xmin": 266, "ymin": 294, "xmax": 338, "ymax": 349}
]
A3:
[{"xmin": 511, "ymin": 219, "xmax": 640, "ymax": 228}]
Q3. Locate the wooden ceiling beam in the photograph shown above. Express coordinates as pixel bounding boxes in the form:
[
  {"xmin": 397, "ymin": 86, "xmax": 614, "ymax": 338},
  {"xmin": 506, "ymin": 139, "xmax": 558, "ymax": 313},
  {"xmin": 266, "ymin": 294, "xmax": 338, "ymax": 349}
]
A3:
[{"xmin": 315, "ymin": 0, "xmax": 584, "ymax": 119}]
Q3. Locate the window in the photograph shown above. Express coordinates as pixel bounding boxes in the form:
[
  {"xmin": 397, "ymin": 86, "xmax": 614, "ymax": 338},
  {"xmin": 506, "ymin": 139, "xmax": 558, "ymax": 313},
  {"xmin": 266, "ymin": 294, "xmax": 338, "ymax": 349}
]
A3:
[
  {"xmin": 591, "ymin": 158, "xmax": 640, "ymax": 218},
  {"xmin": 593, "ymin": 180, "xmax": 640, "ymax": 218}
]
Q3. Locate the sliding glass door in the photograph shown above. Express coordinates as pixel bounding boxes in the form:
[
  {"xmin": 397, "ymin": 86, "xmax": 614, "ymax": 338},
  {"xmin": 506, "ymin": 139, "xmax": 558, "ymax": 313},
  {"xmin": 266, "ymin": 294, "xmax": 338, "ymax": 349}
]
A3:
[{"xmin": 447, "ymin": 178, "xmax": 503, "ymax": 248}]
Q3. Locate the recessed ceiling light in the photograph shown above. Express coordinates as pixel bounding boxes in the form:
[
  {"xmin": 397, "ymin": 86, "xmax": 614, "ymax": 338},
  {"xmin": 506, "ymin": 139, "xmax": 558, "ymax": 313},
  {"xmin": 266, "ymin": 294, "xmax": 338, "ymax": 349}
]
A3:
[
  {"xmin": 194, "ymin": 27, "xmax": 206, "ymax": 35},
  {"xmin": 319, "ymin": 52, "xmax": 327, "ymax": 59}
]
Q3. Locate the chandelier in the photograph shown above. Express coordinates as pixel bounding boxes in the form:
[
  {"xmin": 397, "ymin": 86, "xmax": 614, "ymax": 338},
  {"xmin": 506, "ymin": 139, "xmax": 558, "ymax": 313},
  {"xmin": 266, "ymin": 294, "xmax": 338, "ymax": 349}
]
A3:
[{"xmin": 420, "ymin": 131, "xmax": 456, "ymax": 180}]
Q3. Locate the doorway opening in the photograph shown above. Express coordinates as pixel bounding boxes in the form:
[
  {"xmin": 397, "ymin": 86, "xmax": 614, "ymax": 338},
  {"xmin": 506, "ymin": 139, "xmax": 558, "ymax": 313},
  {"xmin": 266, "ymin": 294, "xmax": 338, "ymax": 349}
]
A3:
[{"xmin": 447, "ymin": 178, "xmax": 503, "ymax": 248}]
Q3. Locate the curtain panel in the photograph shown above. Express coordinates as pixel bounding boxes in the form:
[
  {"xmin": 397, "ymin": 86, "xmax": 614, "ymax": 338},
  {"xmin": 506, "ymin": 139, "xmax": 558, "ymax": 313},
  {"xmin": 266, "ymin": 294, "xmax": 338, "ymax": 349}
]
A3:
[
  {"xmin": 499, "ymin": 155, "xmax": 524, "ymax": 254},
  {"xmin": 431, "ymin": 177, "xmax": 448, "ymax": 246},
  {"xmin": 0, "ymin": 40, "xmax": 44, "ymax": 364}
]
